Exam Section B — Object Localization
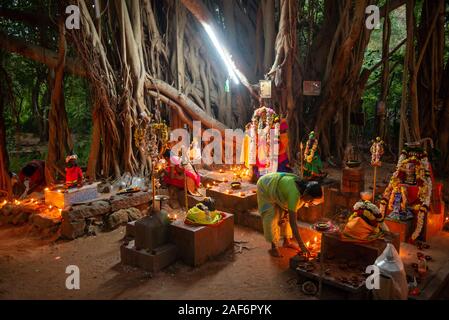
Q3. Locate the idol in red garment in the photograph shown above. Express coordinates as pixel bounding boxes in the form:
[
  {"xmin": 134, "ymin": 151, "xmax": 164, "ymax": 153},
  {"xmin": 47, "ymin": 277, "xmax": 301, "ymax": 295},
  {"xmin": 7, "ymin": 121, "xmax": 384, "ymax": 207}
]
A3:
[{"xmin": 65, "ymin": 155, "xmax": 83, "ymax": 188}]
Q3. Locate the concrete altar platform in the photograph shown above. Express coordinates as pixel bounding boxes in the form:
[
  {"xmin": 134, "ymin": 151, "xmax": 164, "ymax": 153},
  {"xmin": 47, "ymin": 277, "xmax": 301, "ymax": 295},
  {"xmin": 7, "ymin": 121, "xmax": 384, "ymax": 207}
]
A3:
[
  {"xmin": 206, "ymin": 182, "xmax": 257, "ymax": 213},
  {"xmin": 169, "ymin": 213, "xmax": 234, "ymax": 267},
  {"xmin": 120, "ymin": 240, "xmax": 178, "ymax": 273}
]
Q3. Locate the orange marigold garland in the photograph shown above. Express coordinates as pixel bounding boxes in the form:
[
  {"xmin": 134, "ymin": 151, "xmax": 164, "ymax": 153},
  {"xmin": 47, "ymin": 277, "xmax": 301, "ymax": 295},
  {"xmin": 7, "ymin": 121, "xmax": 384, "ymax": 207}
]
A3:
[{"xmin": 379, "ymin": 148, "xmax": 432, "ymax": 241}]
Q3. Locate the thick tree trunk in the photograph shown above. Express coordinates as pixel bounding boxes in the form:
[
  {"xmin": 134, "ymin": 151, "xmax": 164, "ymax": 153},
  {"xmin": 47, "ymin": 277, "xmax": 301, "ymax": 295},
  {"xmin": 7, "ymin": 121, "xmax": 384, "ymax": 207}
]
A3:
[
  {"xmin": 0, "ymin": 79, "xmax": 12, "ymax": 198},
  {"xmin": 45, "ymin": 19, "xmax": 73, "ymax": 184}
]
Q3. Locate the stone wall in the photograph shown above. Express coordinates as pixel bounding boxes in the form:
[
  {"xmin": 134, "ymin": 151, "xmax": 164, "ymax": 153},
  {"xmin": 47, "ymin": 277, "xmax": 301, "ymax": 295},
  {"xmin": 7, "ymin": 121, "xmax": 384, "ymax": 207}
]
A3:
[{"xmin": 61, "ymin": 191, "xmax": 151, "ymax": 239}]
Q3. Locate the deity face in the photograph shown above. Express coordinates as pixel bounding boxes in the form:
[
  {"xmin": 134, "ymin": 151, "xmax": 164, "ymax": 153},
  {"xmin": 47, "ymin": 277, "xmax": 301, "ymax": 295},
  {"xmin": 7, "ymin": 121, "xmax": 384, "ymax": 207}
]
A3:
[{"xmin": 404, "ymin": 162, "xmax": 417, "ymax": 185}]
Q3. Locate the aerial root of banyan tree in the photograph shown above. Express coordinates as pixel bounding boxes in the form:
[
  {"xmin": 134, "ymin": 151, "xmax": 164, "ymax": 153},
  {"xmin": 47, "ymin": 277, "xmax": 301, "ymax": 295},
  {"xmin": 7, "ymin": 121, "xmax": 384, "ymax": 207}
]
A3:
[{"xmin": 1, "ymin": 0, "xmax": 449, "ymax": 184}]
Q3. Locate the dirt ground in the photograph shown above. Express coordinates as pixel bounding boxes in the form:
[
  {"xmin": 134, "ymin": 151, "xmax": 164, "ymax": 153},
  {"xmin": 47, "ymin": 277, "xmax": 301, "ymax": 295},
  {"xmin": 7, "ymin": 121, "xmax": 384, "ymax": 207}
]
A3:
[
  {"xmin": 0, "ymin": 223, "xmax": 314, "ymax": 300},
  {"xmin": 1, "ymin": 161, "xmax": 448, "ymax": 300}
]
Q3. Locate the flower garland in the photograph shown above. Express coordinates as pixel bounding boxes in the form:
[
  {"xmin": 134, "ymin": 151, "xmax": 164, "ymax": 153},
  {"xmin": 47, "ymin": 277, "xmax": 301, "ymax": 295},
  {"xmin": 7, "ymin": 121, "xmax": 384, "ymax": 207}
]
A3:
[
  {"xmin": 379, "ymin": 149, "xmax": 432, "ymax": 241},
  {"xmin": 304, "ymin": 132, "xmax": 318, "ymax": 163},
  {"xmin": 347, "ymin": 200, "xmax": 384, "ymax": 236},
  {"xmin": 248, "ymin": 106, "xmax": 280, "ymax": 175},
  {"xmin": 370, "ymin": 137, "xmax": 384, "ymax": 167}
]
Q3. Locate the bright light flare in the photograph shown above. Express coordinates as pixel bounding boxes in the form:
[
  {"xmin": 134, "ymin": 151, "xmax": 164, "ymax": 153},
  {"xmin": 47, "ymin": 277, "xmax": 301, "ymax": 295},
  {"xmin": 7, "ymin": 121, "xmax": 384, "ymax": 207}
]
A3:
[{"xmin": 203, "ymin": 23, "xmax": 240, "ymax": 85}]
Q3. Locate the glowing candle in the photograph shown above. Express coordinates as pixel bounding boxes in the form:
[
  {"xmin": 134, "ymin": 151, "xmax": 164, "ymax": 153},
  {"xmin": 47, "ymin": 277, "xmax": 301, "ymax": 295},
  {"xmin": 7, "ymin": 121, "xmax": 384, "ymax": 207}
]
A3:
[
  {"xmin": 44, "ymin": 188, "xmax": 49, "ymax": 192},
  {"xmin": 314, "ymin": 236, "xmax": 318, "ymax": 243},
  {"xmin": 306, "ymin": 241, "xmax": 311, "ymax": 248}
]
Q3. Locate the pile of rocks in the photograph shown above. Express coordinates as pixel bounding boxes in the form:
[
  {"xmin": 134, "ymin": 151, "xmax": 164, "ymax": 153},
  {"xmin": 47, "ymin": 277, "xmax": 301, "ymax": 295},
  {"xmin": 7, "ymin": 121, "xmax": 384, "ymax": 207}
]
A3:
[
  {"xmin": 61, "ymin": 191, "xmax": 150, "ymax": 239},
  {"xmin": 0, "ymin": 191, "xmax": 151, "ymax": 240},
  {"xmin": 0, "ymin": 203, "xmax": 62, "ymax": 237}
]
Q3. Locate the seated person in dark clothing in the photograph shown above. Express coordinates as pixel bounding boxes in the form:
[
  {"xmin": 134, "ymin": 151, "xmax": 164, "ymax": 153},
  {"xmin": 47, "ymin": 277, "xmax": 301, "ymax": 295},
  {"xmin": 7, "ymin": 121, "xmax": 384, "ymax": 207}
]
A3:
[{"xmin": 14, "ymin": 160, "xmax": 46, "ymax": 198}]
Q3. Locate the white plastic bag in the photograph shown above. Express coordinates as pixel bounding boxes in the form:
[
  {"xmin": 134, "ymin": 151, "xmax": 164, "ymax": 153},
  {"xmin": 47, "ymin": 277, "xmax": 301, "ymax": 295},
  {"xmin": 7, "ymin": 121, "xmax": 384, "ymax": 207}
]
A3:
[{"xmin": 374, "ymin": 243, "xmax": 408, "ymax": 300}]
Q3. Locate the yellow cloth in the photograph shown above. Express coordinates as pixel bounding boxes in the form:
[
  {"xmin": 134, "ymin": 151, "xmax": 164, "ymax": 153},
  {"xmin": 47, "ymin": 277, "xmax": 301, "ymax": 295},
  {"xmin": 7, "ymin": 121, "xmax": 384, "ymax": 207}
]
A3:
[
  {"xmin": 341, "ymin": 217, "xmax": 382, "ymax": 242},
  {"xmin": 185, "ymin": 205, "xmax": 223, "ymax": 225}
]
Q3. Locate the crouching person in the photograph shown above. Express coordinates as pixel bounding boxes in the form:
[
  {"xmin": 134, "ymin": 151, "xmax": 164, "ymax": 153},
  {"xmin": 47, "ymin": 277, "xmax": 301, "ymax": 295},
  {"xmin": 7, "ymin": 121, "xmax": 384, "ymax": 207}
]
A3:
[{"xmin": 257, "ymin": 172, "xmax": 323, "ymax": 258}]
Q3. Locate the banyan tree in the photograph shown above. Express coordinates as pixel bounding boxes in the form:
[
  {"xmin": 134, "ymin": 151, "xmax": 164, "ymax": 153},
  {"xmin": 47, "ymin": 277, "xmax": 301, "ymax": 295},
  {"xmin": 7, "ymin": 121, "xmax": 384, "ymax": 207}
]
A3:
[{"xmin": 1, "ymin": 0, "xmax": 449, "ymax": 196}]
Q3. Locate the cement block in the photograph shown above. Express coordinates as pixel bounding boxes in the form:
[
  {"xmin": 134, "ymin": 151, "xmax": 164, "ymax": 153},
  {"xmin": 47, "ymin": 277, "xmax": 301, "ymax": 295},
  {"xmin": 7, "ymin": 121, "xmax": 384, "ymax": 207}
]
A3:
[
  {"xmin": 384, "ymin": 218, "xmax": 413, "ymax": 243},
  {"xmin": 321, "ymin": 231, "xmax": 400, "ymax": 266},
  {"xmin": 298, "ymin": 204, "xmax": 324, "ymax": 223},
  {"xmin": 120, "ymin": 240, "xmax": 138, "ymax": 266},
  {"xmin": 126, "ymin": 221, "xmax": 136, "ymax": 238},
  {"xmin": 206, "ymin": 187, "xmax": 257, "ymax": 213},
  {"xmin": 135, "ymin": 214, "xmax": 169, "ymax": 251},
  {"xmin": 247, "ymin": 210, "xmax": 263, "ymax": 232},
  {"xmin": 169, "ymin": 213, "xmax": 234, "ymax": 267},
  {"xmin": 136, "ymin": 244, "xmax": 178, "ymax": 272}
]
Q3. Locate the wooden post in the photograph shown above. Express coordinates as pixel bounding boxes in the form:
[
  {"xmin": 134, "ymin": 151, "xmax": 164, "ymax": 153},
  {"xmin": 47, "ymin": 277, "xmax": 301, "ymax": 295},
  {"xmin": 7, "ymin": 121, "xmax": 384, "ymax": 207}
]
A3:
[
  {"xmin": 373, "ymin": 166, "xmax": 377, "ymax": 201},
  {"xmin": 184, "ymin": 167, "xmax": 188, "ymax": 213},
  {"xmin": 152, "ymin": 173, "xmax": 156, "ymax": 214},
  {"xmin": 300, "ymin": 142, "xmax": 304, "ymax": 179}
]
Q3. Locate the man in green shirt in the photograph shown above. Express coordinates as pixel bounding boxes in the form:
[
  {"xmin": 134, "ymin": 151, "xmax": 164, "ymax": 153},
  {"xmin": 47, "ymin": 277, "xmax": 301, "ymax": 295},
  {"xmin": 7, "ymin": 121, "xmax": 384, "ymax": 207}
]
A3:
[{"xmin": 257, "ymin": 172, "xmax": 323, "ymax": 257}]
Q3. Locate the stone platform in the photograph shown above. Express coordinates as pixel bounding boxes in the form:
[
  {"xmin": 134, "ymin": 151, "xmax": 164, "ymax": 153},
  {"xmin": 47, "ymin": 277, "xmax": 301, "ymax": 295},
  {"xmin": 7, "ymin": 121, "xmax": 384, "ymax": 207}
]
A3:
[
  {"xmin": 169, "ymin": 213, "xmax": 234, "ymax": 267},
  {"xmin": 120, "ymin": 240, "xmax": 178, "ymax": 272},
  {"xmin": 206, "ymin": 182, "xmax": 257, "ymax": 213}
]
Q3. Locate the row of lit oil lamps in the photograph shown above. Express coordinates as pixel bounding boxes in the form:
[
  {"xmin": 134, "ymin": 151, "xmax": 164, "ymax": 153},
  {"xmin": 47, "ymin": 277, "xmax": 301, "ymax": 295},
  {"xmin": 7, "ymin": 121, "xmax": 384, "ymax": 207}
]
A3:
[
  {"xmin": 0, "ymin": 198, "xmax": 62, "ymax": 215},
  {"xmin": 204, "ymin": 180, "xmax": 257, "ymax": 197},
  {"xmin": 204, "ymin": 167, "xmax": 254, "ymax": 197},
  {"xmin": 219, "ymin": 167, "xmax": 251, "ymax": 179}
]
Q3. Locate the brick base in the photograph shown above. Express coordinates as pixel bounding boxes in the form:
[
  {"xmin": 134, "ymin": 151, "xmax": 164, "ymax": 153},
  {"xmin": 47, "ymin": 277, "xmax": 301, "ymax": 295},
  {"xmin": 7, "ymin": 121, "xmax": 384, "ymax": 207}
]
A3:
[
  {"xmin": 169, "ymin": 213, "xmax": 234, "ymax": 267},
  {"xmin": 121, "ymin": 240, "xmax": 177, "ymax": 272}
]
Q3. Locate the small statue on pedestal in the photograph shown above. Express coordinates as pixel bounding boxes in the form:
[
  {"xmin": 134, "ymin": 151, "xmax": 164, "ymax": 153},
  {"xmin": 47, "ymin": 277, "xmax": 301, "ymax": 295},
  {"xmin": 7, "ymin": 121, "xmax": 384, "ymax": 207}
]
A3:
[
  {"xmin": 303, "ymin": 131, "xmax": 327, "ymax": 180},
  {"xmin": 380, "ymin": 142, "xmax": 432, "ymax": 241},
  {"xmin": 65, "ymin": 154, "xmax": 83, "ymax": 189},
  {"xmin": 370, "ymin": 137, "xmax": 385, "ymax": 167}
]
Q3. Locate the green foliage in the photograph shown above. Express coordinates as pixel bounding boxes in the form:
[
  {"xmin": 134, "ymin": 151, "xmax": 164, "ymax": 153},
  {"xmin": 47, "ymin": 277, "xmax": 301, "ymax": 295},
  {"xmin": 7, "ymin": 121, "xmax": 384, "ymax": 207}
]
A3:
[{"xmin": 361, "ymin": 5, "xmax": 407, "ymax": 149}]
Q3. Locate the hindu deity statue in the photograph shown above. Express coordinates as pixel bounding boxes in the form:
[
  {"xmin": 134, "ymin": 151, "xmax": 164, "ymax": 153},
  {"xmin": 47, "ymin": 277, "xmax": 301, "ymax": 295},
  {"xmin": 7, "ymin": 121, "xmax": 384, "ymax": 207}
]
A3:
[
  {"xmin": 303, "ymin": 131, "xmax": 326, "ymax": 180},
  {"xmin": 370, "ymin": 137, "xmax": 385, "ymax": 167},
  {"xmin": 241, "ymin": 106, "xmax": 281, "ymax": 180},
  {"xmin": 342, "ymin": 199, "xmax": 385, "ymax": 242},
  {"xmin": 379, "ymin": 142, "xmax": 433, "ymax": 241}
]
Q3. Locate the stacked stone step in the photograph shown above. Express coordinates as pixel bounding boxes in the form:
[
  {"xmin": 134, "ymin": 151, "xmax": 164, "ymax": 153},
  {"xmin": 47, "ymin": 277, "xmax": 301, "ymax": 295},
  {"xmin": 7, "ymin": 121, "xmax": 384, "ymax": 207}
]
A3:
[
  {"xmin": 61, "ymin": 191, "xmax": 150, "ymax": 239},
  {"xmin": 169, "ymin": 213, "xmax": 234, "ymax": 267},
  {"xmin": 121, "ymin": 214, "xmax": 177, "ymax": 272}
]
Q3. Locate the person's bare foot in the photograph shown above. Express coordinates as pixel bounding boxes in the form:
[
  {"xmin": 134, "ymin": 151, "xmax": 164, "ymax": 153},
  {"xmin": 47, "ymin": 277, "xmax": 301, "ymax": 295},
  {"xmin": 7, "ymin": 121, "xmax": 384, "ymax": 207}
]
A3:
[
  {"xmin": 269, "ymin": 247, "xmax": 283, "ymax": 258},
  {"xmin": 283, "ymin": 239, "xmax": 299, "ymax": 251}
]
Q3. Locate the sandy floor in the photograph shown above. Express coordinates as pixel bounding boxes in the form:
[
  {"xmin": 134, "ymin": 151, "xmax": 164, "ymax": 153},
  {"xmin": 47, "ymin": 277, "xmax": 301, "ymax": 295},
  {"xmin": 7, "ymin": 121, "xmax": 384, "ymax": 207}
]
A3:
[
  {"xmin": 1, "ymin": 161, "xmax": 448, "ymax": 300},
  {"xmin": 0, "ymin": 224, "xmax": 314, "ymax": 300}
]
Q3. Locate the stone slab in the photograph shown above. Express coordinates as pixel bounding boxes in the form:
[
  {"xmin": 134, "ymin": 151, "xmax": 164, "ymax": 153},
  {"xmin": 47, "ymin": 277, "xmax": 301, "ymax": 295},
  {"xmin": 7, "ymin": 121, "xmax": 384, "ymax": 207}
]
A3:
[
  {"xmin": 206, "ymin": 183, "xmax": 257, "ymax": 213},
  {"xmin": 385, "ymin": 218, "xmax": 414, "ymax": 243},
  {"xmin": 136, "ymin": 244, "xmax": 178, "ymax": 272},
  {"xmin": 126, "ymin": 221, "xmax": 136, "ymax": 238},
  {"xmin": 321, "ymin": 231, "xmax": 400, "ymax": 266},
  {"xmin": 62, "ymin": 200, "xmax": 111, "ymax": 221},
  {"xmin": 110, "ymin": 191, "xmax": 151, "ymax": 212},
  {"xmin": 169, "ymin": 213, "xmax": 234, "ymax": 267},
  {"xmin": 45, "ymin": 183, "xmax": 99, "ymax": 209},
  {"xmin": 135, "ymin": 214, "xmax": 169, "ymax": 251}
]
